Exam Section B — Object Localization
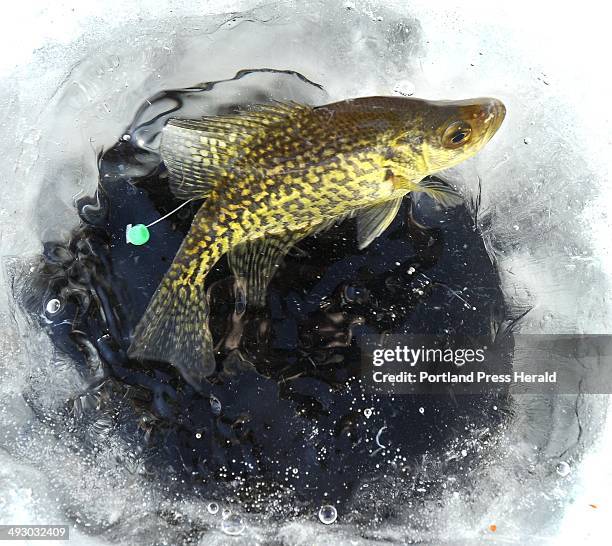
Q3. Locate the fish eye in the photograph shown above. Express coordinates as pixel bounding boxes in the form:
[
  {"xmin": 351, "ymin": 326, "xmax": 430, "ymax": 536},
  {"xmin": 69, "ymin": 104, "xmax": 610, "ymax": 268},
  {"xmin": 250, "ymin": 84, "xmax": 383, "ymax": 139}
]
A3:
[
  {"xmin": 452, "ymin": 131, "xmax": 467, "ymax": 143},
  {"xmin": 443, "ymin": 121, "xmax": 472, "ymax": 149}
]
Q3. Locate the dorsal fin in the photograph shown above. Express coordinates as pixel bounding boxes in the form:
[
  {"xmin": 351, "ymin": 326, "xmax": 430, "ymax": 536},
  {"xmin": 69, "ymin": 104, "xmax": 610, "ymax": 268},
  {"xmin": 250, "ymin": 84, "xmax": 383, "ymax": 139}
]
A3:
[{"xmin": 160, "ymin": 101, "xmax": 311, "ymax": 200}]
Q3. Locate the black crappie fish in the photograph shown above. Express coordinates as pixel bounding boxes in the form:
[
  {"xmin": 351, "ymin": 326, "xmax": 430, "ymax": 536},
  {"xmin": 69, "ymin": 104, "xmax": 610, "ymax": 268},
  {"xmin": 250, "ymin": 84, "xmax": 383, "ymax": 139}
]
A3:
[{"xmin": 128, "ymin": 96, "xmax": 506, "ymax": 385}]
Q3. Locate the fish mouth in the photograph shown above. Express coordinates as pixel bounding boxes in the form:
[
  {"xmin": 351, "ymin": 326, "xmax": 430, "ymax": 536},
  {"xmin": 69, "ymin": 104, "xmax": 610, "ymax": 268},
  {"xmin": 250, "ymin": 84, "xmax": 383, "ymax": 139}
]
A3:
[
  {"xmin": 452, "ymin": 97, "xmax": 506, "ymax": 142},
  {"xmin": 483, "ymin": 98, "xmax": 506, "ymax": 137}
]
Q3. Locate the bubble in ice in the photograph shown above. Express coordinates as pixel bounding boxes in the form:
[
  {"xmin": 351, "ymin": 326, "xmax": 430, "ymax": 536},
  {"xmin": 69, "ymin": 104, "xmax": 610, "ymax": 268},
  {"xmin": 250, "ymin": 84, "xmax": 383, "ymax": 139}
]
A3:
[
  {"xmin": 556, "ymin": 461, "xmax": 571, "ymax": 477},
  {"xmin": 363, "ymin": 408, "xmax": 373, "ymax": 418},
  {"xmin": 45, "ymin": 298, "xmax": 61, "ymax": 315},
  {"xmin": 418, "ymin": 407, "xmax": 425, "ymax": 414},
  {"xmin": 207, "ymin": 502, "xmax": 219, "ymax": 515},
  {"xmin": 393, "ymin": 79, "xmax": 416, "ymax": 96},
  {"xmin": 318, "ymin": 504, "xmax": 338, "ymax": 525},
  {"xmin": 209, "ymin": 395, "xmax": 222, "ymax": 416},
  {"xmin": 221, "ymin": 513, "xmax": 245, "ymax": 536},
  {"xmin": 375, "ymin": 426, "xmax": 387, "ymax": 448},
  {"xmin": 393, "ymin": 80, "xmax": 416, "ymax": 97}
]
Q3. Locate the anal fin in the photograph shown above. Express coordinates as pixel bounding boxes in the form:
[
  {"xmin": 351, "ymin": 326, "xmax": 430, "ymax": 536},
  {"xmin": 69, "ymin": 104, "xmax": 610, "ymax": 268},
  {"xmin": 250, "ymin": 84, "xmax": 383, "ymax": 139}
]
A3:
[{"xmin": 228, "ymin": 225, "xmax": 320, "ymax": 307}]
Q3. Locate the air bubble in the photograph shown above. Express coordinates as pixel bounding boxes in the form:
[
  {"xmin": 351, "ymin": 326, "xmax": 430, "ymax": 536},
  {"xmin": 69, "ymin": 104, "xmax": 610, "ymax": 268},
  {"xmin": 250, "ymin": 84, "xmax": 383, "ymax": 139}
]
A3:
[
  {"xmin": 556, "ymin": 461, "xmax": 571, "ymax": 477},
  {"xmin": 363, "ymin": 408, "xmax": 372, "ymax": 418},
  {"xmin": 207, "ymin": 502, "xmax": 219, "ymax": 514},
  {"xmin": 318, "ymin": 504, "xmax": 338, "ymax": 525},
  {"xmin": 221, "ymin": 513, "xmax": 245, "ymax": 536},
  {"xmin": 393, "ymin": 79, "xmax": 416, "ymax": 97},
  {"xmin": 418, "ymin": 407, "xmax": 425, "ymax": 414},
  {"xmin": 45, "ymin": 299, "xmax": 61, "ymax": 315},
  {"xmin": 210, "ymin": 395, "xmax": 222, "ymax": 416}
]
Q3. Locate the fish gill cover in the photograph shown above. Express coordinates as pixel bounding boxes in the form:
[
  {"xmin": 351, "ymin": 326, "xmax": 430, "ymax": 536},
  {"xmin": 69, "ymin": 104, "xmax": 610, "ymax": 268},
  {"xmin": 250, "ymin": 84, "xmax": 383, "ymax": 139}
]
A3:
[{"xmin": 1, "ymin": 1, "xmax": 610, "ymax": 545}]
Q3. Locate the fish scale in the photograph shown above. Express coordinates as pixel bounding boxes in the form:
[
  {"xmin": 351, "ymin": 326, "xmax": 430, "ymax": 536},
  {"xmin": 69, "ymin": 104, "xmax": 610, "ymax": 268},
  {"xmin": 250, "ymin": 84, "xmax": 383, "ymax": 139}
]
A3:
[{"xmin": 128, "ymin": 95, "xmax": 505, "ymax": 386}]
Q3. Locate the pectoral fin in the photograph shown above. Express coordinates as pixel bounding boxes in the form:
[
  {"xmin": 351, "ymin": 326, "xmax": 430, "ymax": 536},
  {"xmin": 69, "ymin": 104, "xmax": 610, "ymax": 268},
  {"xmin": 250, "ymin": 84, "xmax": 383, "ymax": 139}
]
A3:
[
  {"xmin": 391, "ymin": 174, "xmax": 463, "ymax": 207},
  {"xmin": 355, "ymin": 197, "xmax": 404, "ymax": 250},
  {"xmin": 416, "ymin": 177, "xmax": 464, "ymax": 207}
]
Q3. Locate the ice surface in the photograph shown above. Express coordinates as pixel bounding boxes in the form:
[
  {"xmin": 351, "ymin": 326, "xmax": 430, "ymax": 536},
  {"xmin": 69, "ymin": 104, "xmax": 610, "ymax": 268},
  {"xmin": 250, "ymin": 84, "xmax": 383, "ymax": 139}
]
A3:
[{"xmin": 1, "ymin": 0, "xmax": 611, "ymax": 544}]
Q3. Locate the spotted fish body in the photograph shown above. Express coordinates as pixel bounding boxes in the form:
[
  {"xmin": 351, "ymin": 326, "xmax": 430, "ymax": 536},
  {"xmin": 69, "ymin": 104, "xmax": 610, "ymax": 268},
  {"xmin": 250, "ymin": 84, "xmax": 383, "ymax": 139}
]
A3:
[{"xmin": 128, "ymin": 96, "xmax": 505, "ymax": 385}]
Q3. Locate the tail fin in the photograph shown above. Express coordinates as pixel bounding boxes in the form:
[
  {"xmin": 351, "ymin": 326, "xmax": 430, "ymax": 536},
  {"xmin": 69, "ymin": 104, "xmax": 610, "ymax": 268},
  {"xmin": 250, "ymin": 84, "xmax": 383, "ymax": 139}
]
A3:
[{"xmin": 128, "ymin": 267, "xmax": 215, "ymax": 387}]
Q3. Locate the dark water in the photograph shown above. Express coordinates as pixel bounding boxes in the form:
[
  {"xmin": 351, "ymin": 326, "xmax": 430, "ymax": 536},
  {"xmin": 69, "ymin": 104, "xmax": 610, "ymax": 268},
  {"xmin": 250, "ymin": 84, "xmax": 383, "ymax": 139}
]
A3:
[{"xmin": 16, "ymin": 70, "xmax": 512, "ymax": 521}]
